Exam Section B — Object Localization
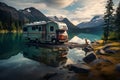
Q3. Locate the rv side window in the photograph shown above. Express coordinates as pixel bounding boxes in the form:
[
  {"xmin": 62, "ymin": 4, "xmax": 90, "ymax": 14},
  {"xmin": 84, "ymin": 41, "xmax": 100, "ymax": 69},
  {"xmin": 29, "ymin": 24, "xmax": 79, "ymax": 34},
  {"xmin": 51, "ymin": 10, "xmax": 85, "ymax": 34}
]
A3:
[
  {"xmin": 23, "ymin": 27, "xmax": 27, "ymax": 32},
  {"xmin": 36, "ymin": 26, "xmax": 38, "ymax": 29},
  {"xmin": 50, "ymin": 26, "xmax": 54, "ymax": 31},
  {"xmin": 32, "ymin": 26, "xmax": 35, "ymax": 30},
  {"xmin": 39, "ymin": 26, "xmax": 42, "ymax": 31}
]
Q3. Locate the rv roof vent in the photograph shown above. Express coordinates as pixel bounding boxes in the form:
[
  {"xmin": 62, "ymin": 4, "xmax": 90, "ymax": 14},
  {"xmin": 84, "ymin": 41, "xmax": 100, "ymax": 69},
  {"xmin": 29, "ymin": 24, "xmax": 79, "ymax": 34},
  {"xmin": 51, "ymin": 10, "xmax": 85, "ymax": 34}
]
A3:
[{"xmin": 32, "ymin": 21, "xmax": 46, "ymax": 24}]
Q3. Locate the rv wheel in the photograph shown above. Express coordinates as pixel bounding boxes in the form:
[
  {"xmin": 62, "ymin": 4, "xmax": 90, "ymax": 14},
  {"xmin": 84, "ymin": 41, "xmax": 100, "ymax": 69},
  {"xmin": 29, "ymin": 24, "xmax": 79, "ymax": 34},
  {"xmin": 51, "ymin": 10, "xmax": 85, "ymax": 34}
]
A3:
[
  {"xmin": 36, "ymin": 39, "xmax": 39, "ymax": 43},
  {"xmin": 52, "ymin": 39, "xmax": 57, "ymax": 44}
]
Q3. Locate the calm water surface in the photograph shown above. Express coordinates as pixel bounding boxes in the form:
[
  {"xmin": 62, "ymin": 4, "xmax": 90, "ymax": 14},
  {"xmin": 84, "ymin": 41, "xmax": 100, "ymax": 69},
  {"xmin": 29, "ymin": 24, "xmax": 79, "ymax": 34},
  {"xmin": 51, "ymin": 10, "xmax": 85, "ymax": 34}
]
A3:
[{"xmin": 0, "ymin": 31, "xmax": 103, "ymax": 80}]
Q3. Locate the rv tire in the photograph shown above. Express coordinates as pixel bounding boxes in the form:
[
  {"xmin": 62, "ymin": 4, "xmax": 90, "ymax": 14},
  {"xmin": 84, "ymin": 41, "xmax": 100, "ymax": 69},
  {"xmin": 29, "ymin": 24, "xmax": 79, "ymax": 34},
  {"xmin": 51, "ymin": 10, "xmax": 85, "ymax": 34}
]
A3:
[
  {"xmin": 52, "ymin": 39, "xmax": 57, "ymax": 44},
  {"xmin": 36, "ymin": 39, "xmax": 39, "ymax": 43}
]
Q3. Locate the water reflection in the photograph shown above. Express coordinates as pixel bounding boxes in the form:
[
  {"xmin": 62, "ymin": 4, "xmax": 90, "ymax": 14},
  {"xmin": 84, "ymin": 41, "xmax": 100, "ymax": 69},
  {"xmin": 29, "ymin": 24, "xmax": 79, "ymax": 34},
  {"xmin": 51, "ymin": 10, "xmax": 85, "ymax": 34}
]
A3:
[
  {"xmin": 0, "ymin": 33, "xmax": 22, "ymax": 59},
  {"xmin": 22, "ymin": 44, "xmax": 69, "ymax": 67},
  {"xmin": 0, "ymin": 32, "xmax": 102, "ymax": 80},
  {"xmin": 0, "ymin": 43, "xmax": 69, "ymax": 80}
]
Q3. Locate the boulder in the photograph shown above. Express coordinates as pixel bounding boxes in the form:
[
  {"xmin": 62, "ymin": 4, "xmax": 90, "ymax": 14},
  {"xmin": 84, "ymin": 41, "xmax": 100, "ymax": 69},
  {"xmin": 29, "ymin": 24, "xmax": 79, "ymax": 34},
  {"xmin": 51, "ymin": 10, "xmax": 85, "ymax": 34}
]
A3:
[
  {"xmin": 102, "ymin": 45, "xmax": 111, "ymax": 51},
  {"xmin": 96, "ymin": 49, "xmax": 116, "ymax": 55},
  {"xmin": 82, "ymin": 45, "xmax": 94, "ymax": 56},
  {"xmin": 105, "ymin": 49, "xmax": 116, "ymax": 54},
  {"xmin": 48, "ymin": 72, "xmax": 77, "ymax": 80},
  {"xmin": 90, "ymin": 58, "xmax": 113, "ymax": 65},
  {"xmin": 43, "ymin": 72, "xmax": 57, "ymax": 80},
  {"xmin": 91, "ymin": 41, "xmax": 100, "ymax": 45},
  {"xmin": 82, "ymin": 45, "xmax": 94, "ymax": 52},
  {"xmin": 96, "ymin": 45, "xmax": 112, "ymax": 55},
  {"xmin": 96, "ymin": 49, "xmax": 105, "ymax": 55},
  {"xmin": 115, "ymin": 64, "xmax": 120, "ymax": 72},
  {"xmin": 67, "ymin": 64, "xmax": 90, "ymax": 73},
  {"xmin": 83, "ymin": 53, "xmax": 97, "ymax": 64}
]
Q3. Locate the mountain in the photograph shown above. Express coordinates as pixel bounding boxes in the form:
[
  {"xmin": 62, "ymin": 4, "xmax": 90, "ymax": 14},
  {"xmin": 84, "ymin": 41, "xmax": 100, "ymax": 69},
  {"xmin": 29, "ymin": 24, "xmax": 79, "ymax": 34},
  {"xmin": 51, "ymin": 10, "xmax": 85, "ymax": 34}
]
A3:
[
  {"xmin": 0, "ymin": 2, "xmax": 19, "ymax": 30},
  {"xmin": 62, "ymin": 18, "xmax": 80, "ymax": 32},
  {"xmin": 0, "ymin": 2, "xmax": 79, "ymax": 32},
  {"xmin": 48, "ymin": 16, "xmax": 80, "ymax": 32},
  {"xmin": 47, "ymin": 16, "xmax": 64, "ymax": 22},
  {"xmin": 77, "ymin": 15, "xmax": 104, "ymax": 29},
  {"xmin": 0, "ymin": 2, "xmax": 19, "ymax": 21},
  {"xmin": 19, "ymin": 7, "xmax": 49, "ymax": 22},
  {"xmin": 0, "ymin": 2, "xmax": 49, "ymax": 31}
]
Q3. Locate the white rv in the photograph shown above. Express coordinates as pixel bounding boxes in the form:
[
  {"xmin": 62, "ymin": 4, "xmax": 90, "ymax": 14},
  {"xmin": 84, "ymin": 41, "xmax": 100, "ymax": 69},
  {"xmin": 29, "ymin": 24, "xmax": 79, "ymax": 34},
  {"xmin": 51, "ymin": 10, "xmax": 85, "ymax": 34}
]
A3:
[{"xmin": 23, "ymin": 21, "xmax": 68, "ymax": 44}]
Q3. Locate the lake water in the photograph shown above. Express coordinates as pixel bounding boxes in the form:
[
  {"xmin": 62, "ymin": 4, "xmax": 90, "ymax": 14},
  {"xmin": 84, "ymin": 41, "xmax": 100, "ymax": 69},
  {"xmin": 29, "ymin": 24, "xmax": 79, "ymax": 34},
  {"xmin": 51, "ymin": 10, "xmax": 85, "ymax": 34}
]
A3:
[{"xmin": 0, "ymin": 30, "xmax": 103, "ymax": 80}]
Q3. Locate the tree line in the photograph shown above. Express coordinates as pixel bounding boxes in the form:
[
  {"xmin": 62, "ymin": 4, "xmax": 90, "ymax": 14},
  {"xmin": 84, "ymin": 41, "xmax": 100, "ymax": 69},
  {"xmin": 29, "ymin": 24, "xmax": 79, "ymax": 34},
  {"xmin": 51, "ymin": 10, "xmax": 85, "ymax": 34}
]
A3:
[
  {"xmin": 103, "ymin": 0, "xmax": 120, "ymax": 43},
  {"xmin": 0, "ymin": 13, "xmax": 27, "ymax": 32}
]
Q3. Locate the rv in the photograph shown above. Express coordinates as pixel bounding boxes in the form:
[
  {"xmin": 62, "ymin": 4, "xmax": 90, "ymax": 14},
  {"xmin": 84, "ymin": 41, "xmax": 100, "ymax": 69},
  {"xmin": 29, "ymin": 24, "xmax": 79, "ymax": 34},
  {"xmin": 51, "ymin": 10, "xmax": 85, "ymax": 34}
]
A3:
[{"xmin": 23, "ymin": 21, "xmax": 68, "ymax": 44}]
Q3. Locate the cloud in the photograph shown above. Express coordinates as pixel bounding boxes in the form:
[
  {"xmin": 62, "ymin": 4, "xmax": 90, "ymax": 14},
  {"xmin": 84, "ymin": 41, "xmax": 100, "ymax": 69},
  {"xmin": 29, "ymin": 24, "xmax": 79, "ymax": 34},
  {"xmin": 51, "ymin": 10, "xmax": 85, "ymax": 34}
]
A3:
[
  {"xmin": 68, "ymin": 0, "xmax": 106, "ymax": 25},
  {"xmin": 0, "ymin": 0, "xmax": 47, "ymax": 9},
  {"xmin": 44, "ymin": 0, "xmax": 107, "ymax": 25},
  {"xmin": 1, "ymin": 0, "xmax": 76, "ymax": 9},
  {"xmin": 46, "ymin": 9, "xmax": 68, "ymax": 17},
  {"xmin": 41, "ymin": 0, "xmax": 75, "ymax": 8},
  {"xmin": 0, "ymin": 0, "xmax": 119, "ymax": 25}
]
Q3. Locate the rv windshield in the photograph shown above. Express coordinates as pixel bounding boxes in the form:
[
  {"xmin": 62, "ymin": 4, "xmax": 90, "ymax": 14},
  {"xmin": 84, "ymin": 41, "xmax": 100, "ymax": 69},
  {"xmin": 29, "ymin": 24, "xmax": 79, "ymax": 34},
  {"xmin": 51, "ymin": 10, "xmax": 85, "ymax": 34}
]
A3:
[{"xmin": 58, "ymin": 30, "xmax": 65, "ymax": 33}]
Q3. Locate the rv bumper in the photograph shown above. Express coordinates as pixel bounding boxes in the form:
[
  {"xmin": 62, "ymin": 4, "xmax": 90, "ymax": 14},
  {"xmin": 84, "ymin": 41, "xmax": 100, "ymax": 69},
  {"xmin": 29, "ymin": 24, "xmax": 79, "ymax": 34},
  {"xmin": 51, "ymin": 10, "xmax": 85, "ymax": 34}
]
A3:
[{"xmin": 59, "ymin": 39, "xmax": 68, "ymax": 42}]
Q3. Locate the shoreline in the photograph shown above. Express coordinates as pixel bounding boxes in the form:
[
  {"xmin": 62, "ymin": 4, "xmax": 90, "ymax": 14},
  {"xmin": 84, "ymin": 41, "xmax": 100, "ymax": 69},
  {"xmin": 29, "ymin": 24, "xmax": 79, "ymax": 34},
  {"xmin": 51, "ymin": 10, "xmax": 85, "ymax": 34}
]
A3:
[
  {"xmin": 0, "ymin": 30, "xmax": 22, "ymax": 33},
  {"xmin": 76, "ymin": 40, "xmax": 120, "ymax": 80}
]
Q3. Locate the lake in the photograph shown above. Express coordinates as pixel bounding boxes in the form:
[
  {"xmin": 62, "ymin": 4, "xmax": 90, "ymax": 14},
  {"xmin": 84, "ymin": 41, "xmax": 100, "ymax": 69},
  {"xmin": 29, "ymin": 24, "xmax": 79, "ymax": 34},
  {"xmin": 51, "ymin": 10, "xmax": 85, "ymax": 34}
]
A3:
[{"xmin": 0, "ymin": 30, "xmax": 103, "ymax": 80}]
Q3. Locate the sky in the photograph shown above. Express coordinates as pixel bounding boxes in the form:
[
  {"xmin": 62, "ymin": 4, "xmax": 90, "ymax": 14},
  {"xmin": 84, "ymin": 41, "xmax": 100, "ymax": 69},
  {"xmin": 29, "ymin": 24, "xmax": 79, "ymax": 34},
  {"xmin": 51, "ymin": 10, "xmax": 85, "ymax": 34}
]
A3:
[{"xmin": 0, "ymin": 0, "xmax": 119, "ymax": 25}]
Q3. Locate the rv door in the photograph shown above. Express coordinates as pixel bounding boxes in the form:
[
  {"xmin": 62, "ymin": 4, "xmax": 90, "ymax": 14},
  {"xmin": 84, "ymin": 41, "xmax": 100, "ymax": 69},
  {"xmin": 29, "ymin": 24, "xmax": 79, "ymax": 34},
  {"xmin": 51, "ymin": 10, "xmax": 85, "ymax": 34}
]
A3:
[{"xmin": 41, "ymin": 25, "xmax": 47, "ymax": 40}]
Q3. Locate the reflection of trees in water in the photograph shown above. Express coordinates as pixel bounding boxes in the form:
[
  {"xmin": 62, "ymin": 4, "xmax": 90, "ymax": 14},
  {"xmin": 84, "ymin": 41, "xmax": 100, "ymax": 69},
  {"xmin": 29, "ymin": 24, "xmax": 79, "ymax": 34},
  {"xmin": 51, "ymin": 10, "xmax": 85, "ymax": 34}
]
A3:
[
  {"xmin": 23, "ymin": 45, "xmax": 68, "ymax": 67},
  {"xmin": 0, "ymin": 33, "xmax": 22, "ymax": 59}
]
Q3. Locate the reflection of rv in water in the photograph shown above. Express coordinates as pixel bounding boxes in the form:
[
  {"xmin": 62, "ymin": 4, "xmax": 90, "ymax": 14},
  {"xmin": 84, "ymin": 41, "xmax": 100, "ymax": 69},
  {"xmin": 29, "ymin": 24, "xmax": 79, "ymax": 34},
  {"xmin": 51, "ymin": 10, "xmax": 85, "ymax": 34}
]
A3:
[
  {"xmin": 23, "ymin": 21, "xmax": 68, "ymax": 44},
  {"xmin": 22, "ymin": 45, "xmax": 68, "ymax": 67}
]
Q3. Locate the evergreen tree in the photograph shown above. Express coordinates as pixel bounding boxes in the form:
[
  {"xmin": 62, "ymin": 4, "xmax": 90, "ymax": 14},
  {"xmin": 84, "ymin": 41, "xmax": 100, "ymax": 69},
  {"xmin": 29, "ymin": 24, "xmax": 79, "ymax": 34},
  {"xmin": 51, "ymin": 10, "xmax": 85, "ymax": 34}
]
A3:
[
  {"xmin": 103, "ymin": 0, "xmax": 114, "ymax": 43},
  {"xmin": 115, "ymin": 2, "xmax": 120, "ymax": 40},
  {"xmin": 0, "ymin": 21, "xmax": 3, "ymax": 30},
  {"xmin": 11, "ymin": 22, "xmax": 16, "ymax": 31}
]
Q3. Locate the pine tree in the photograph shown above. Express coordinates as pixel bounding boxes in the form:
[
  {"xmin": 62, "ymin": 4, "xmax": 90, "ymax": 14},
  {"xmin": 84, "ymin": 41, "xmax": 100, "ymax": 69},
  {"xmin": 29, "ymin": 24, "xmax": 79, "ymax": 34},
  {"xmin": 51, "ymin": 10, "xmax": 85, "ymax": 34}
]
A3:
[
  {"xmin": 115, "ymin": 2, "xmax": 120, "ymax": 40},
  {"xmin": 0, "ymin": 21, "xmax": 3, "ymax": 30},
  {"xmin": 11, "ymin": 22, "xmax": 16, "ymax": 31},
  {"xmin": 103, "ymin": 0, "xmax": 114, "ymax": 43}
]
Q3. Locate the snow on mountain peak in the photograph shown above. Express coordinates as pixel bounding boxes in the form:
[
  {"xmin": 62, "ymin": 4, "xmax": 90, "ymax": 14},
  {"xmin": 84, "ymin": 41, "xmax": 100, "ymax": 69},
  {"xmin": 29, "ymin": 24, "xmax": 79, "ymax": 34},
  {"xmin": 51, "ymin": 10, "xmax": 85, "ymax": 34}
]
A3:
[
  {"xmin": 91, "ymin": 15, "xmax": 103, "ymax": 22},
  {"xmin": 77, "ymin": 15, "xmax": 104, "ymax": 29},
  {"xmin": 48, "ymin": 16, "xmax": 64, "ymax": 21},
  {"xmin": 26, "ymin": 9, "xmax": 31, "ymax": 12}
]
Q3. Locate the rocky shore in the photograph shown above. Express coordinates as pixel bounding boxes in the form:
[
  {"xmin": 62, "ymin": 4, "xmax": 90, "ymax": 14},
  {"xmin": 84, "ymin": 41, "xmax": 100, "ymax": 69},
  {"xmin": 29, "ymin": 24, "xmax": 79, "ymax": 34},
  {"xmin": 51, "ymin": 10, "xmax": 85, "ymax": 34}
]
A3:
[{"xmin": 41, "ymin": 40, "xmax": 120, "ymax": 80}]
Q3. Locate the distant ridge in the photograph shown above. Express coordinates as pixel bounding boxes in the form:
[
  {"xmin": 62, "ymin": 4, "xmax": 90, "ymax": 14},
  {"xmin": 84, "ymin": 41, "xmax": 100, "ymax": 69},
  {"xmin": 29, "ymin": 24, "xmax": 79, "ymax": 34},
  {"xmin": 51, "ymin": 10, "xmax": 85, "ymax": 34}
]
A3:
[
  {"xmin": 19, "ymin": 7, "xmax": 49, "ymax": 22},
  {"xmin": 77, "ymin": 15, "xmax": 104, "ymax": 29},
  {"xmin": 48, "ymin": 16, "xmax": 80, "ymax": 32}
]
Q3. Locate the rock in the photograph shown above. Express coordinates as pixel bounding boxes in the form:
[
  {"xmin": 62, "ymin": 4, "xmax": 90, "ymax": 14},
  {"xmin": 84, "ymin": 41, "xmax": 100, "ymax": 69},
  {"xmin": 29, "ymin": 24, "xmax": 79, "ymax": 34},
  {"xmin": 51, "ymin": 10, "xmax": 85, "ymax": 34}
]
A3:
[
  {"xmin": 96, "ymin": 49, "xmax": 116, "ymax": 55},
  {"xmin": 67, "ymin": 64, "xmax": 90, "ymax": 73},
  {"xmin": 82, "ymin": 45, "xmax": 94, "ymax": 56},
  {"xmin": 43, "ymin": 72, "xmax": 57, "ymax": 80},
  {"xmin": 83, "ymin": 53, "xmax": 97, "ymax": 64},
  {"xmin": 102, "ymin": 45, "xmax": 111, "ymax": 51},
  {"xmin": 82, "ymin": 47, "xmax": 90, "ymax": 52},
  {"xmin": 99, "ymin": 49, "xmax": 106, "ymax": 54},
  {"xmin": 48, "ymin": 72, "xmax": 77, "ymax": 80},
  {"xmin": 82, "ymin": 45, "xmax": 94, "ymax": 52},
  {"xmin": 91, "ymin": 41, "xmax": 100, "ymax": 45},
  {"xmin": 115, "ymin": 64, "xmax": 120, "ymax": 72},
  {"xmin": 90, "ymin": 58, "xmax": 113, "ymax": 65},
  {"xmin": 96, "ymin": 49, "xmax": 104, "ymax": 55},
  {"xmin": 105, "ymin": 49, "xmax": 116, "ymax": 54},
  {"xmin": 96, "ymin": 45, "xmax": 112, "ymax": 55}
]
